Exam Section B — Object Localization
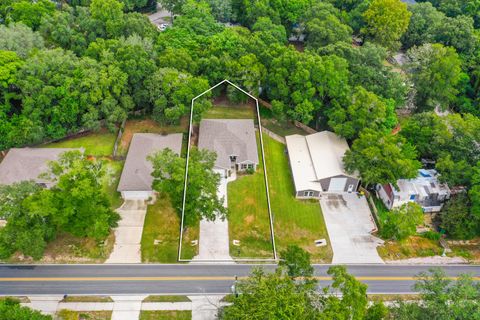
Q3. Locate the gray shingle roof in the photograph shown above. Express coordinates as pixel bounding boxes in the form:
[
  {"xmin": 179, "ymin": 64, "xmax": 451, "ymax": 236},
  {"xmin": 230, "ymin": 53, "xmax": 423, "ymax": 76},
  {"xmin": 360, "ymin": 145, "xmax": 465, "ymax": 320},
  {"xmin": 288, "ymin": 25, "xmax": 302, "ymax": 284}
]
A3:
[
  {"xmin": 198, "ymin": 119, "xmax": 259, "ymax": 170},
  {"xmin": 117, "ymin": 133, "xmax": 183, "ymax": 192},
  {"xmin": 0, "ymin": 148, "xmax": 79, "ymax": 187}
]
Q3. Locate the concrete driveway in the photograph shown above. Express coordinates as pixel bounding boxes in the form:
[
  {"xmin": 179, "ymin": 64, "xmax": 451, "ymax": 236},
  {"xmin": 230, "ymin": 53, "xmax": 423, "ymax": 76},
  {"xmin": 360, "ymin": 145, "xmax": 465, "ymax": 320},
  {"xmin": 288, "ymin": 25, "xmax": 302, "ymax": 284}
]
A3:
[
  {"xmin": 193, "ymin": 170, "xmax": 233, "ymax": 262},
  {"xmin": 320, "ymin": 193, "xmax": 384, "ymax": 264},
  {"xmin": 106, "ymin": 200, "xmax": 147, "ymax": 264}
]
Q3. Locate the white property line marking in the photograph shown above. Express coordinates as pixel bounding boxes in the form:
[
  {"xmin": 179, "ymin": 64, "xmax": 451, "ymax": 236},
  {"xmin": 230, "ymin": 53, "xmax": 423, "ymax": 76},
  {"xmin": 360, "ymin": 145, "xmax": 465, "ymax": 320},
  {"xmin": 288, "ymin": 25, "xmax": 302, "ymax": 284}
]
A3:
[{"xmin": 178, "ymin": 79, "xmax": 277, "ymax": 262}]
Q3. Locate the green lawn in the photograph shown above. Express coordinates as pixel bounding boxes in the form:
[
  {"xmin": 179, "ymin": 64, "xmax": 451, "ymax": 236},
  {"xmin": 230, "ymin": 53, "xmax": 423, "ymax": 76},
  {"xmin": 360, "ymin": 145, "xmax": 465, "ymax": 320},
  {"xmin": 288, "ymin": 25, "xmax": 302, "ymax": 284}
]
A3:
[
  {"xmin": 57, "ymin": 310, "xmax": 112, "ymax": 320},
  {"xmin": 228, "ymin": 134, "xmax": 332, "ymax": 261},
  {"xmin": 102, "ymin": 160, "xmax": 124, "ymax": 210},
  {"xmin": 264, "ymin": 135, "xmax": 332, "ymax": 262},
  {"xmin": 203, "ymin": 105, "xmax": 255, "ymax": 120},
  {"xmin": 141, "ymin": 195, "xmax": 198, "ymax": 263},
  {"xmin": 140, "ymin": 310, "xmax": 191, "ymax": 320},
  {"xmin": 228, "ymin": 134, "xmax": 274, "ymax": 259},
  {"xmin": 42, "ymin": 130, "xmax": 117, "ymax": 156}
]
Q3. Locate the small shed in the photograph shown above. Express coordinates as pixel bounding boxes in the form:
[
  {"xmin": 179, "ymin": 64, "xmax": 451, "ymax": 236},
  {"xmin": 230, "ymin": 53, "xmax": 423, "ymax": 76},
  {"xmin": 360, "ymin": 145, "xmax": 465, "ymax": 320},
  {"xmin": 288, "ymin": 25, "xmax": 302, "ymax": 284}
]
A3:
[{"xmin": 117, "ymin": 133, "xmax": 183, "ymax": 201}]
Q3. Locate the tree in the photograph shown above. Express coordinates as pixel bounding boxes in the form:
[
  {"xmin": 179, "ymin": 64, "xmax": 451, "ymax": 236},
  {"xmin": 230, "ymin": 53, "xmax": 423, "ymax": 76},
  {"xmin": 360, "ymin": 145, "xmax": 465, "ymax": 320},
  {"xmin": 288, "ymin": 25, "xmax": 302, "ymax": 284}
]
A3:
[
  {"xmin": 399, "ymin": 112, "xmax": 451, "ymax": 160},
  {"xmin": 440, "ymin": 193, "xmax": 479, "ymax": 239},
  {"xmin": 327, "ymin": 86, "xmax": 396, "ymax": 140},
  {"xmin": 343, "ymin": 129, "xmax": 421, "ymax": 187},
  {"xmin": 305, "ymin": 15, "xmax": 352, "ymax": 49},
  {"xmin": 90, "ymin": 0, "xmax": 125, "ymax": 37},
  {"xmin": 401, "ymin": 2, "xmax": 445, "ymax": 49},
  {"xmin": 0, "ymin": 298, "xmax": 51, "ymax": 320},
  {"xmin": 0, "ymin": 23, "xmax": 44, "ymax": 58},
  {"xmin": 145, "ymin": 68, "xmax": 211, "ymax": 123},
  {"xmin": 0, "ymin": 184, "xmax": 55, "ymax": 260},
  {"xmin": 219, "ymin": 267, "xmax": 320, "ymax": 320},
  {"xmin": 436, "ymin": 15, "xmax": 478, "ymax": 56},
  {"xmin": 317, "ymin": 42, "xmax": 408, "ymax": 107},
  {"xmin": 42, "ymin": 151, "xmax": 120, "ymax": 240},
  {"xmin": 406, "ymin": 43, "xmax": 463, "ymax": 111},
  {"xmin": 362, "ymin": 0, "xmax": 411, "ymax": 50},
  {"xmin": 279, "ymin": 245, "xmax": 314, "ymax": 279},
  {"xmin": 390, "ymin": 268, "xmax": 480, "ymax": 319},
  {"xmin": 381, "ymin": 203, "xmax": 424, "ymax": 240},
  {"xmin": 206, "ymin": 0, "xmax": 233, "ymax": 22},
  {"xmin": 158, "ymin": 0, "xmax": 186, "ymax": 22},
  {"xmin": 10, "ymin": 0, "xmax": 55, "ymax": 30},
  {"xmin": 149, "ymin": 147, "xmax": 227, "ymax": 226}
]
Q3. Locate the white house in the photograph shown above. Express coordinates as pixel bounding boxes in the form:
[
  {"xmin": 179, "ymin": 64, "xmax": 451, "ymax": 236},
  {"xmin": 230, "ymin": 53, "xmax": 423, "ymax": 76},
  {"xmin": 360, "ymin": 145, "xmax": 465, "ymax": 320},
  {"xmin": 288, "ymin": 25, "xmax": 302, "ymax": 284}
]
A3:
[
  {"xmin": 376, "ymin": 169, "xmax": 451, "ymax": 213},
  {"xmin": 117, "ymin": 133, "xmax": 183, "ymax": 201},
  {"xmin": 285, "ymin": 131, "xmax": 360, "ymax": 199},
  {"xmin": 198, "ymin": 119, "xmax": 259, "ymax": 177}
]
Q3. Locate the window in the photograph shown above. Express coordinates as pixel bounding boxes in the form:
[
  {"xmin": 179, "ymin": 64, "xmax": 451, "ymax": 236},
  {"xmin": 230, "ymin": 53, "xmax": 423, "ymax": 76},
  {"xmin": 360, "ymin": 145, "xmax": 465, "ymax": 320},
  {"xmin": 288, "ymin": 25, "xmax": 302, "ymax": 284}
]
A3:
[
  {"xmin": 240, "ymin": 164, "xmax": 247, "ymax": 170},
  {"xmin": 303, "ymin": 191, "xmax": 314, "ymax": 197},
  {"xmin": 247, "ymin": 164, "xmax": 254, "ymax": 169},
  {"xmin": 409, "ymin": 194, "xmax": 416, "ymax": 200}
]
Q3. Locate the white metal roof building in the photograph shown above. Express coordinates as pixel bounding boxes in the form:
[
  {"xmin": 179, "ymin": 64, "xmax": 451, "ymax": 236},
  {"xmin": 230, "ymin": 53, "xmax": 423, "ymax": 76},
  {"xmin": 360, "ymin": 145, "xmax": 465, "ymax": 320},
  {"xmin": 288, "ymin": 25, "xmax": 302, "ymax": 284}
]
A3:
[
  {"xmin": 285, "ymin": 131, "xmax": 359, "ymax": 198},
  {"xmin": 117, "ymin": 133, "xmax": 183, "ymax": 200}
]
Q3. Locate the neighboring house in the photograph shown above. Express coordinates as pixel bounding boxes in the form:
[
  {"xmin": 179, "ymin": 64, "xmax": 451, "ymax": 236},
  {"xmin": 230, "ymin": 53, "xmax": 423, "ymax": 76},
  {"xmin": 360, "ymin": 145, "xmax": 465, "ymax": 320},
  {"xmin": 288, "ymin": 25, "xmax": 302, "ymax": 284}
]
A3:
[
  {"xmin": 376, "ymin": 169, "xmax": 451, "ymax": 213},
  {"xmin": 117, "ymin": 133, "xmax": 183, "ymax": 201},
  {"xmin": 285, "ymin": 131, "xmax": 360, "ymax": 199},
  {"xmin": 198, "ymin": 119, "xmax": 259, "ymax": 177},
  {"xmin": 0, "ymin": 148, "xmax": 79, "ymax": 188}
]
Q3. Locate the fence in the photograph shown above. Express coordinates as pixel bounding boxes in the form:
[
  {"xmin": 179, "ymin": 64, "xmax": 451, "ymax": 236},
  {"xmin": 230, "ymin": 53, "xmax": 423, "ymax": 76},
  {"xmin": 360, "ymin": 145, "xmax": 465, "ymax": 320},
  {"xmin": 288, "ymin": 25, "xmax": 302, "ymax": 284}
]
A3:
[
  {"xmin": 293, "ymin": 120, "xmax": 317, "ymax": 134},
  {"xmin": 112, "ymin": 119, "xmax": 127, "ymax": 159},
  {"xmin": 360, "ymin": 186, "xmax": 380, "ymax": 234}
]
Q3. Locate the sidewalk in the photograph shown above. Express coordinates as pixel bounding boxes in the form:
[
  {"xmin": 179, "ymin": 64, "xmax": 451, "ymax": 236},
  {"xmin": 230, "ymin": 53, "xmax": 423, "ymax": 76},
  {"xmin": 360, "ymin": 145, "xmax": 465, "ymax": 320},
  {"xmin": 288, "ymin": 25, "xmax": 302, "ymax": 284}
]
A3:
[{"xmin": 22, "ymin": 295, "xmax": 229, "ymax": 320}]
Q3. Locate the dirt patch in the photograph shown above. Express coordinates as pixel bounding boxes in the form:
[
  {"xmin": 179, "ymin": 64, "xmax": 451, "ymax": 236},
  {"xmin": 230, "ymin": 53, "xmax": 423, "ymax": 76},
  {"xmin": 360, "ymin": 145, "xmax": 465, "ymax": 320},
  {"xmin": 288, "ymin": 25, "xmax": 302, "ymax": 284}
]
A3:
[{"xmin": 244, "ymin": 215, "xmax": 255, "ymax": 225}]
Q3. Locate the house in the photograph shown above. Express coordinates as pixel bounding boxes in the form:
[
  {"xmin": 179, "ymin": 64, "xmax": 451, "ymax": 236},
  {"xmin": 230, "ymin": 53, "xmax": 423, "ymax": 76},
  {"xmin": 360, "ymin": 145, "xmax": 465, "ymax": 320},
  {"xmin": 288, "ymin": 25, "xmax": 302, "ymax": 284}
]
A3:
[
  {"xmin": 285, "ymin": 131, "xmax": 360, "ymax": 199},
  {"xmin": 376, "ymin": 169, "xmax": 451, "ymax": 213},
  {"xmin": 0, "ymin": 148, "xmax": 79, "ymax": 188},
  {"xmin": 117, "ymin": 133, "xmax": 183, "ymax": 201},
  {"xmin": 198, "ymin": 119, "xmax": 259, "ymax": 176}
]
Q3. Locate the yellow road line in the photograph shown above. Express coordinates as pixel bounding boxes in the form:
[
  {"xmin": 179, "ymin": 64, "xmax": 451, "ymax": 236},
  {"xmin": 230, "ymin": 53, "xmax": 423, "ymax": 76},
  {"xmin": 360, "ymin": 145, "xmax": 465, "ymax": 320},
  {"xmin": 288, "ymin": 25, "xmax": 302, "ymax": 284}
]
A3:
[{"xmin": 0, "ymin": 276, "xmax": 478, "ymax": 282}]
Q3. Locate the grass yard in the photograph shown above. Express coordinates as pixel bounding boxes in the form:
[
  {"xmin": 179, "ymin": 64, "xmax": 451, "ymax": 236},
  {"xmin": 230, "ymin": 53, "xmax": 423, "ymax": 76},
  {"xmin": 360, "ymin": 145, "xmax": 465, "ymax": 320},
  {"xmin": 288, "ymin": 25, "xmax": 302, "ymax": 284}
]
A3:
[
  {"xmin": 378, "ymin": 236, "xmax": 443, "ymax": 260},
  {"xmin": 263, "ymin": 135, "xmax": 332, "ymax": 262},
  {"xmin": 118, "ymin": 118, "xmax": 187, "ymax": 157},
  {"xmin": 203, "ymin": 105, "xmax": 255, "ymax": 120},
  {"xmin": 61, "ymin": 296, "xmax": 113, "ymax": 303},
  {"xmin": 228, "ymin": 133, "xmax": 273, "ymax": 259},
  {"xmin": 8, "ymin": 232, "xmax": 115, "ymax": 263},
  {"xmin": 143, "ymin": 295, "xmax": 190, "ymax": 302},
  {"xmin": 57, "ymin": 310, "xmax": 112, "ymax": 320},
  {"xmin": 43, "ymin": 129, "xmax": 116, "ymax": 157},
  {"xmin": 140, "ymin": 310, "xmax": 191, "ymax": 320},
  {"xmin": 141, "ymin": 195, "xmax": 198, "ymax": 262},
  {"xmin": 227, "ymin": 134, "xmax": 332, "ymax": 261},
  {"xmin": 102, "ymin": 159, "xmax": 124, "ymax": 210}
]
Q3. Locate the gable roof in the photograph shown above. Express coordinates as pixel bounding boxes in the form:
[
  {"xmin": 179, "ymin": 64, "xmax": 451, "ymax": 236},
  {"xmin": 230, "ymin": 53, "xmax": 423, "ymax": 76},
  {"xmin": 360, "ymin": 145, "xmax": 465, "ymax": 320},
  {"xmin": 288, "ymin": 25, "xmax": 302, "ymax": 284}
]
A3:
[
  {"xmin": 198, "ymin": 119, "xmax": 259, "ymax": 170},
  {"xmin": 0, "ymin": 148, "xmax": 78, "ymax": 186},
  {"xmin": 286, "ymin": 131, "xmax": 356, "ymax": 192},
  {"xmin": 117, "ymin": 133, "xmax": 183, "ymax": 192}
]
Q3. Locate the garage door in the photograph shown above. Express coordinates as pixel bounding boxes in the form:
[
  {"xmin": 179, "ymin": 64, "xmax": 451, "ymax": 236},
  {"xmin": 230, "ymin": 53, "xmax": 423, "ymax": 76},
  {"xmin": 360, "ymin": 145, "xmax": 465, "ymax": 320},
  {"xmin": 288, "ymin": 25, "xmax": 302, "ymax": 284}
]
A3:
[
  {"xmin": 328, "ymin": 178, "xmax": 347, "ymax": 192},
  {"xmin": 121, "ymin": 191, "xmax": 151, "ymax": 200}
]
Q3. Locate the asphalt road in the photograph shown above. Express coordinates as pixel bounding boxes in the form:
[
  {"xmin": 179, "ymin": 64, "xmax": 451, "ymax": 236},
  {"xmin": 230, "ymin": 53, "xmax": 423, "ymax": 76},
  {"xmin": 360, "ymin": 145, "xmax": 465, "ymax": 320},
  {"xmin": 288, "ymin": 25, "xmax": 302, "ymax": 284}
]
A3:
[{"xmin": 0, "ymin": 264, "xmax": 478, "ymax": 295}]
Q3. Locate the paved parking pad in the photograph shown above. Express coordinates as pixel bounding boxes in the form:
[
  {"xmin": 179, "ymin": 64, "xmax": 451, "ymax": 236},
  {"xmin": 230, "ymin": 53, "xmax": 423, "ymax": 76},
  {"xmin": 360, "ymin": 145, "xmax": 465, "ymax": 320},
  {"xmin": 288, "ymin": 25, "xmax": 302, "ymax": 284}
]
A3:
[{"xmin": 320, "ymin": 193, "xmax": 384, "ymax": 264}]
